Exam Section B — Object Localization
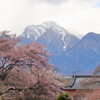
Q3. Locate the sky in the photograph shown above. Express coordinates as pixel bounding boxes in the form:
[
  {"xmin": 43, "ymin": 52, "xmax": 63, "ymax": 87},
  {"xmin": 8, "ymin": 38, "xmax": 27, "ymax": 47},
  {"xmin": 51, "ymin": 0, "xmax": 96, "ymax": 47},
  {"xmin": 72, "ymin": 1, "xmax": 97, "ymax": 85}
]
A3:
[{"xmin": 0, "ymin": 0, "xmax": 100, "ymax": 37}]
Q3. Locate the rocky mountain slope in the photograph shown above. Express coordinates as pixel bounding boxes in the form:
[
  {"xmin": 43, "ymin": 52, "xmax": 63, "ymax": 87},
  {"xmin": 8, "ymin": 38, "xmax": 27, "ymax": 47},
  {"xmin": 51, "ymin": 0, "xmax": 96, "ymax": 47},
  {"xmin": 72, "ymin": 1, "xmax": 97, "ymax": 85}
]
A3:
[{"xmin": 50, "ymin": 32, "xmax": 100, "ymax": 75}]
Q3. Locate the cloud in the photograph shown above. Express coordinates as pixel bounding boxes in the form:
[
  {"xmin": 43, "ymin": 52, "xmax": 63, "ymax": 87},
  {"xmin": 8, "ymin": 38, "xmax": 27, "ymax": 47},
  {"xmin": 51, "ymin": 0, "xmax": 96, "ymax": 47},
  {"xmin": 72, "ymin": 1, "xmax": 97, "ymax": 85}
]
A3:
[
  {"xmin": 34, "ymin": 0, "xmax": 70, "ymax": 5},
  {"xmin": 0, "ymin": 0, "xmax": 100, "ymax": 36}
]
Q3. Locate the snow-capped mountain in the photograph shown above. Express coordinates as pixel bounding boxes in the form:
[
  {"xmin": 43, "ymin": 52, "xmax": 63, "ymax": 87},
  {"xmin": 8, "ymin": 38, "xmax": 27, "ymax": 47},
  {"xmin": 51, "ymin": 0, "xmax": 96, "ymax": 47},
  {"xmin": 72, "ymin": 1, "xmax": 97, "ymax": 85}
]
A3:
[
  {"xmin": 19, "ymin": 21, "xmax": 79, "ymax": 52},
  {"xmin": 19, "ymin": 21, "xmax": 100, "ymax": 75}
]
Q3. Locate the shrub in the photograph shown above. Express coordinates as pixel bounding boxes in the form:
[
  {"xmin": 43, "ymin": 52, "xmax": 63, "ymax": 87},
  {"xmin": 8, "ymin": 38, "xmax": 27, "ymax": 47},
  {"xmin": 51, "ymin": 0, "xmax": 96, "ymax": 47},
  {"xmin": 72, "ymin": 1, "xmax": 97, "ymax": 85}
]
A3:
[{"xmin": 56, "ymin": 93, "xmax": 69, "ymax": 100}]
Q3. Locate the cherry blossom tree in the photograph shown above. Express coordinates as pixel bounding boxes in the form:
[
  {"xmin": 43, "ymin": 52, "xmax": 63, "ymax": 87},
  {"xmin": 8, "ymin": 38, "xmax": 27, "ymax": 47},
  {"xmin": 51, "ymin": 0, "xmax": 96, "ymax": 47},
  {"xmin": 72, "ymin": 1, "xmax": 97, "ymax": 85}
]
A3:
[
  {"xmin": 0, "ymin": 31, "xmax": 20, "ymax": 80},
  {"xmin": 86, "ymin": 65, "xmax": 100, "ymax": 100},
  {"xmin": 80, "ymin": 65, "xmax": 100, "ymax": 100},
  {"xmin": 0, "ymin": 30, "xmax": 49, "ymax": 80},
  {"xmin": 93, "ymin": 65, "xmax": 100, "ymax": 75},
  {"xmin": 0, "ymin": 31, "xmax": 65, "ymax": 100},
  {"xmin": 3, "ymin": 62, "xmax": 64, "ymax": 100}
]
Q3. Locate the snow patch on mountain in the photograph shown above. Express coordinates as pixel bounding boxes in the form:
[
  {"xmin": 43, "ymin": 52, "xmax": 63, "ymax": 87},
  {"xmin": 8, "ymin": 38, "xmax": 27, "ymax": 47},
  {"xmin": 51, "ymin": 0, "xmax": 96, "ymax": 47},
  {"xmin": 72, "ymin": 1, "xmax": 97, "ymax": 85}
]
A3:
[{"xmin": 20, "ymin": 25, "xmax": 46, "ymax": 40}]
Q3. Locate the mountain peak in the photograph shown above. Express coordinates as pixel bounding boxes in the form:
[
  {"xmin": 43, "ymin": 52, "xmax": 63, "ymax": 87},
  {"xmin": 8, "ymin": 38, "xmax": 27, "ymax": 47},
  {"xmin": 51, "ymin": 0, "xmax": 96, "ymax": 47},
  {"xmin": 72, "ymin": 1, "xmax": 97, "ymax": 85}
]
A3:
[
  {"xmin": 19, "ymin": 21, "xmax": 79, "ymax": 52},
  {"xmin": 43, "ymin": 20, "xmax": 59, "ymax": 25},
  {"xmin": 86, "ymin": 32, "xmax": 99, "ymax": 36},
  {"xmin": 81, "ymin": 32, "xmax": 100, "ymax": 41},
  {"xmin": 40, "ymin": 21, "xmax": 61, "ymax": 28}
]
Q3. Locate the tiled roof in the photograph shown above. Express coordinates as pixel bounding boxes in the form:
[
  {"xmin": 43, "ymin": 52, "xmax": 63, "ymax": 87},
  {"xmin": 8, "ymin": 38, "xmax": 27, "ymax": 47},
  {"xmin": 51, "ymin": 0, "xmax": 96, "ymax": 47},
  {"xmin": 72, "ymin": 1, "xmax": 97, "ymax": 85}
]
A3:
[{"xmin": 61, "ymin": 75, "xmax": 100, "ymax": 90}]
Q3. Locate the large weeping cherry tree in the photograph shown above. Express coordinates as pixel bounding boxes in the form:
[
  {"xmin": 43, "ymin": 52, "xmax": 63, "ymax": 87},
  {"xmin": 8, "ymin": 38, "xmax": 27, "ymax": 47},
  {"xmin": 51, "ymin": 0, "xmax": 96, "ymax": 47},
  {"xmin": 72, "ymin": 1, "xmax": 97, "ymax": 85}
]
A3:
[{"xmin": 0, "ymin": 31, "xmax": 64, "ymax": 100}]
